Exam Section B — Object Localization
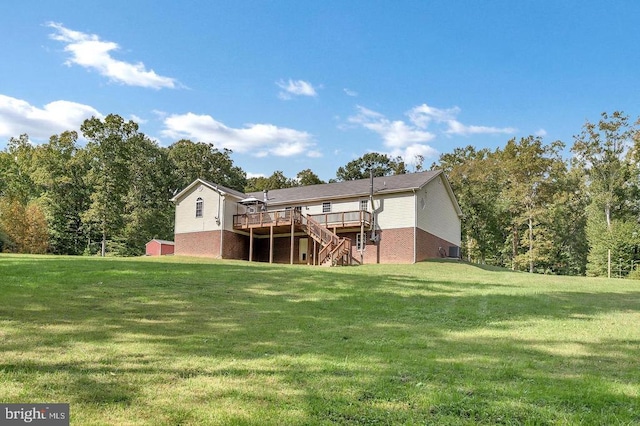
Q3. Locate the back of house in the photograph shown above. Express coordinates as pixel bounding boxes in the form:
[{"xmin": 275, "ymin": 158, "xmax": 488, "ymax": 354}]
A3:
[{"xmin": 171, "ymin": 170, "xmax": 462, "ymax": 265}]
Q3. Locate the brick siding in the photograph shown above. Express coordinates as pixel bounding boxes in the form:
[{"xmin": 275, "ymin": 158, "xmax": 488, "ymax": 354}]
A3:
[{"xmin": 416, "ymin": 227, "xmax": 459, "ymax": 261}]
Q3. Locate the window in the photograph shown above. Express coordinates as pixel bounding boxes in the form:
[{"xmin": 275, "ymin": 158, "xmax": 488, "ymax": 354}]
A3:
[
  {"xmin": 322, "ymin": 202, "xmax": 331, "ymax": 213},
  {"xmin": 356, "ymin": 233, "xmax": 364, "ymax": 251},
  {"xmin": 360, "ymin": 199, "xmax": 368, "ymax": 211},
  {"xmin": 195, "ymin": 198, "xmax": 203, "ymax": 218}
]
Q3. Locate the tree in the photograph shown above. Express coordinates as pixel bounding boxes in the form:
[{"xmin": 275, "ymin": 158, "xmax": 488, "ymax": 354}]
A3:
[
  {"xmin": 2, "ymin": 134, "xmax": 39, "ymax": 203},
  {"xmin": 571, "ymin": 111, "xmax": 640, "ymax": 276},
  {"xmin": 572, "ymin": 111, "xmax": 639, "ymax": 229},
  {"xmin": 499, "ymin": 136, "xmax": 565, "ymax": 272},
  {"xmin": 81, "ymin": 114, "xmax": 139, "ymax": 256},
  {"xmin": 437, "ymin": 146, "xmax": 508, "ymax": 265},
  {"xmin": 120, "ymin": 134, "xmax": 175, "ymax": 255},
  {"xmin": 296, "ymin": 169, "xmax": 325, "ymax": 186},
  {"xmin": 0, "ymin": 199, "xmax": 48, "ymax": 253},
  {"xmin": 335, "ymin": 153, "xmax": 405, "ymax": 181},
  {"xmin": 31, "ymin": 131, "xmax": 90, "ymax": 254},
  {"xmin": 168, "ymin": 140, "xmax": 246, "ymax": 192},
  {"xmin": 245, "ymin": 171, "xmax": 297, "ymax": 192}
]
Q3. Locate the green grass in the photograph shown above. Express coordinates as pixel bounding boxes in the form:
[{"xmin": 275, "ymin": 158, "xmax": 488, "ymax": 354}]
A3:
[{"xmin": 1, "ymin": 254, "xmax": 639, "ymax": 425}]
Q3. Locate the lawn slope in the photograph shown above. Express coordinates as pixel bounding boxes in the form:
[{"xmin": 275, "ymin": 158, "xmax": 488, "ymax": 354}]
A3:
[{"xmin": 1, "ymin": 255, "xmax": 639, "ymax": 425}]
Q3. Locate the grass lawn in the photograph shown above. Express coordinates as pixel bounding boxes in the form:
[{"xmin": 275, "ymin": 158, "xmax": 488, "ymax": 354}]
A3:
[{"xmin": 1, "ymin": 254, "xmax": 639, "ymax": 425}]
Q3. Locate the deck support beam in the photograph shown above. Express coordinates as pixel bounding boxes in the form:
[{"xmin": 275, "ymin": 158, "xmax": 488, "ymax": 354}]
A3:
[
  {"xmin": 290, "ymin": 219, "xmax": 295, "ymax": 265},
  {"xmin": 269, "ymin": 225, "xmax": 274, "ymax": 264},
  {"xmin": 249, "ymin": 227, "xmax": 253, "ymax": 262}
]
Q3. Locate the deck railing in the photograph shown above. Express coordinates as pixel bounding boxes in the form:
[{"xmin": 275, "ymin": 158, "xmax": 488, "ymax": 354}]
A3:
[
  {"xmin": 233, "ymin": 209, "xmax": 371, "ymax": 230},
  {"xmin": 308, "ymin": 210, "xmax": 372, "ymax": 229},
  {"xmin": 233, "ymin": 209, "xmax": 301, "ymax": 229}
]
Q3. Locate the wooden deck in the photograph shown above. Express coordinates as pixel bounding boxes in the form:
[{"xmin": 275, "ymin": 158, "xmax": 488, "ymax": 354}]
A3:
[
  {"xmin": 232, "ymin": 209, "xmax": 372, "ymax": 266},
  {"xmin": 233, "ymin": 209, "xmax": 372, "ymax": 233}
]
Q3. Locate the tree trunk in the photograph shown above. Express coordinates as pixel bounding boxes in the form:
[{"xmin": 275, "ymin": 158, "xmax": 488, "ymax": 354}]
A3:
[
  {"xmin": 528, "ymin": 215, "xmax": 534, "ymax": 273},
  {"xmin": 512, "ymin": 224, "xmax": 518, "ymax": 271}
]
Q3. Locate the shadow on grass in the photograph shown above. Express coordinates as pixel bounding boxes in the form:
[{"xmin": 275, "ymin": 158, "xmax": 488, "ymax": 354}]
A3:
[{"xmin": 1, "ymin": 256, "xmax": 639, "ymax": 424}]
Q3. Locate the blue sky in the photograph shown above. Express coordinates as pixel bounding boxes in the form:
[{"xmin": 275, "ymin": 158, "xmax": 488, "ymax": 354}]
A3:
[{"xmin": 1, "ymin": 1, "xmax": 639, "ymax": 181}]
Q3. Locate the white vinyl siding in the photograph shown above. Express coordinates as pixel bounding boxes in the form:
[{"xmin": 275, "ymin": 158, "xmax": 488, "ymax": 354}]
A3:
[
  {"xmin": 417, "ymin": 175, "xmax": 461, "ymax": 245},
  {"xmin": 175, "ymin": 185, "xmax": 224, "ymax": 233},
  {"xmin": 374, "ymin": 193, "xmax": 415, "ymax": 229}
]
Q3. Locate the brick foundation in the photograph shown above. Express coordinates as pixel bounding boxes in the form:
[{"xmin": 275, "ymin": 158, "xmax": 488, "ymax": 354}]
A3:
[
  {"xmin": 175, "ymin": 230, "xmax": 249, "ymax": 259},
  {"xmin": 416, "ymin": 227, "xmax": 459, "ymax": 261},
  {"xmin": 176, "ymin": 227, "xmax": 459, "ymax": 264}
]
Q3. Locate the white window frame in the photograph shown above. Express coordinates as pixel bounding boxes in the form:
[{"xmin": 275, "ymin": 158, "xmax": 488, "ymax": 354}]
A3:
[
  {"xmin": 360, "ymin": 199, "xmax": 368, "ymax": 211},
  {"xmin": 195, "ymin": 197, "xmax": 203, "ymax": 218},
  {"xmin": 356, "ymin": 233, "xmax": 365, "ymax": 251},
  {"xmin": 322, "ymin": 202, "xmax": 331, "ymax": 213}
]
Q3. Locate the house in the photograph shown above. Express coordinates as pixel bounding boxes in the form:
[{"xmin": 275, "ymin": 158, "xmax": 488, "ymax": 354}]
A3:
[
  {"xmin": 145, "ymin": 239, "xmax": 175, "ymax": 256},
  {"xmin": 171, "ymin": 170, "xmax": 462, "ymax": 265}
]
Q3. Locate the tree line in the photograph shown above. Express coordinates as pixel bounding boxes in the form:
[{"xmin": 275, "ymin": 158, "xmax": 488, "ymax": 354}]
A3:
[{"xmin": 1, "ymin": 112, "xmax": 639, "ymax": 277}]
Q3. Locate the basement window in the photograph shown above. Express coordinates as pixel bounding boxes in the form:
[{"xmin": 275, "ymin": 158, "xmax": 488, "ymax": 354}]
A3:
[
  {"xmin": 195, "ymin": 197, "xmax": 203, "ymax": 218},
  {"xmin": 356, "ymin": 233, "xmax": 364, "ymax": 251}
]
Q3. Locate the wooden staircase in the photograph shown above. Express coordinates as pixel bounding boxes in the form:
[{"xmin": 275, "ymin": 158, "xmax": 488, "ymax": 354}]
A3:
[{"xmin": 302, "ymin": 214, "xmax": 352, "ymax": 266}]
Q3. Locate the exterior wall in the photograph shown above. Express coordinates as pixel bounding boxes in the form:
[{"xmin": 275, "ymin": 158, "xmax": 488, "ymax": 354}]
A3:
[
  {"xmin": 341, "ymin": 228, "xmax": 415, "ymax": 264},
  {"xmin": 251, "ymin": 235, "xmax": 309, "ymax": 264},
  {"xmin": 175, "ymin": 230, "xmax": 220, "ymax": 257},
  {"xmin": 416, "ymin": 227, "xmax": 458, "ymax": 261},
  {"xmin": 221, "ymin": 231, "xmax": 249, "ymax": 260},
  {"xmin": 373, "ymin": 193, "xmax": 415, "ymax": 230},
  {"xmin": 175, "ymin": 230, "xmax": 249, "ymax": 259},
  {"xmin": 175, "ymin": 185, "xmax": 220, "ymax": 234},
  {"xmin": 145, "ymin": 241, "xmax": 174, "ymax": 256},
  {"xmin": 417, "ymin": 175, "xmax": 461, "ymax": 247},
  {"xmin": 268, "ymin": 198, "xmax": 368, "ymax": 216},
  {"xmin": 160, "ymin": 244, "xmax": 175, "ymax": 255},
  {"xmin": 146, "ymin": 241, "xmax": 161, "ymax": 256}
]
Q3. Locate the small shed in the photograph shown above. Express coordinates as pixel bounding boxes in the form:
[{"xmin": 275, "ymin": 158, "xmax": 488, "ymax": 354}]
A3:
[{"xmin": 145, "ymin": 239, "xmax": 175, "ymax": 256}]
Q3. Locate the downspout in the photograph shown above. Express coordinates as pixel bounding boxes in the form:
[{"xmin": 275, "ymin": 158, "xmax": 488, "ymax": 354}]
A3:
[
  {"xmin": 215, "ymin": 186, "xmax": 223, "ymax": 259},
  {"xmin": 369, "ymin": 170, "xmax": 376, "ymax": 240},
  {"xmin": 413, "ymin": 188, "xmax": 417, "ymax": 264}
]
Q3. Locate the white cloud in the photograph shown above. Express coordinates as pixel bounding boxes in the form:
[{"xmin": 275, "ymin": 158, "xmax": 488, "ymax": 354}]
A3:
[
  {"xmin": 535, "ymin": 128, "xmax": 548, "ymax": 137},
  {"xmin": 276, "ymin": 79, "xmax": 318, "ymax": 100},
  {"xmin": 130, "ymin": 114, "xmax": 147, "ymax": 124},
  {"xmin": 407, "ymin": 103, "xmax": 516, "ymax": 136},
  {"xmin": 346, "ymin": 102, "xmax": 515, "ymax": 163},
  {"xmin": 0, "ymin": 94, "xmax": 101, "ymax": 140},
  {"xmin": 348, "ymin": 105, "xmax": 436, "ymax": 150},
  {"xmin": 444, "ymin": 120, "xmax": 516, "ymax": 136},
  {"xmin": 344, "ymin": 88, "xmax": 358, "ymax": 97},
  {"xmin": 47, "ymin": 22, "xmax": 178, "ymax": 89},
  {"xmin": 161, "ymin": 112, "xmax": 317, "ymax": 157},
  {"xmin": 408, "ymin": 104, "xmax": 460, "ymax": 128}
]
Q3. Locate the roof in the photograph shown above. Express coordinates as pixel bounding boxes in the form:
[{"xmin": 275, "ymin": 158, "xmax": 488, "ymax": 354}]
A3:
[
  {"xmin": 172, "ymin": 171, "xmax": 462, "ymax": 217},
  {"xmin": 247, "ymin": 170, "xmax": 443, "ymax": 205},
  {"xmin": 147, "ymin": 239, "xmax": 175, "ymax": 245},
  {"xmin": 171, "ymin": 178, "xmax": 246, "ymax": 202}
]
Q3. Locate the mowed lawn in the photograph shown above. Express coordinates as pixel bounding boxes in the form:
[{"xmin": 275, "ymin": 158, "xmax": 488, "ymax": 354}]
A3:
[{"xmin": 1, "ymin": 255, "xmax": 639, "ymax": 425}]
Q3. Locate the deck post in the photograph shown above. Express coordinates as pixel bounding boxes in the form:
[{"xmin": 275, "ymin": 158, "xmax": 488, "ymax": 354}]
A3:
[
  {"xmin": 290, "ymin": 219, "xmax": 295, "ymax": 264},
  {"xmin": 269, "ymin": 225, "xmax": 274, "ymax": 264},
  {"xmin": 249, "ymin": 227, "xmax": 253, "ymax": 262}
]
